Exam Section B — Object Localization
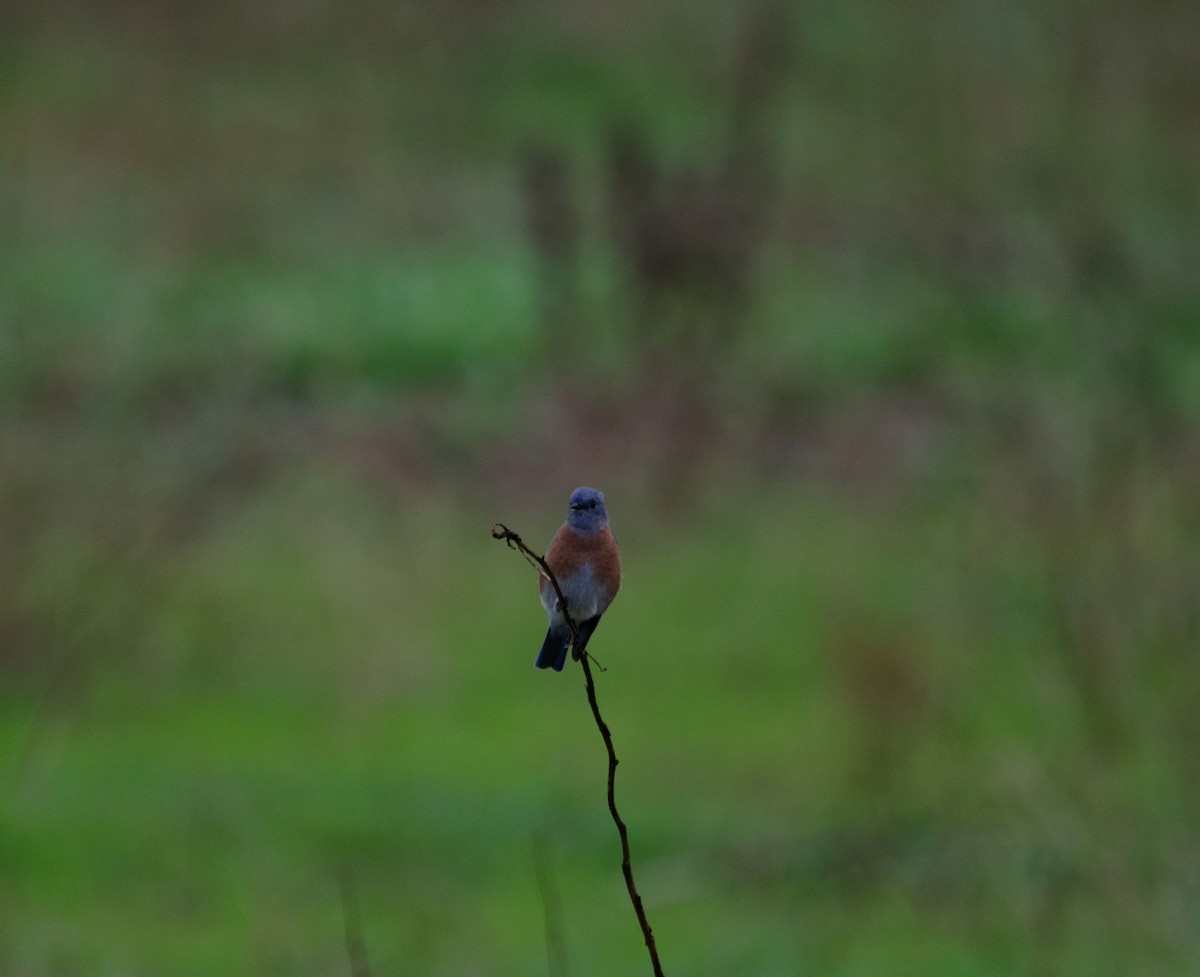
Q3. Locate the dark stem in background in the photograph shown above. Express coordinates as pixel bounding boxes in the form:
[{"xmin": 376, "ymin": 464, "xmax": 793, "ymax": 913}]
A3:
[
  {"xmin": 492, "ymin": 523, "xmax": 666, "ymax": 977},
  {"xmin": 533, "ymin": 831, "xmax": 572, "ymax": 977},
  {"xmin": 337, "ymin": 866, "xmax": 374, "ymax": 977}
]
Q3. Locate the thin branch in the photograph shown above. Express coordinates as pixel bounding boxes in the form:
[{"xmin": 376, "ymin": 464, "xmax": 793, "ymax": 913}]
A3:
[
  {"xmin": 492, "ymin": 523, "xmax": 665, "ymax": 977},
  {"xmin": 493, "ymin": 523, "xmax": 582, "ymax": 648}
]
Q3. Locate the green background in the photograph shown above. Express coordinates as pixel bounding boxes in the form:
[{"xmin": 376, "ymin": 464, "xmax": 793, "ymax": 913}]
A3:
[{"xmin": 3, "ymin": 0, "xmax": 1199, "ymax": 974}]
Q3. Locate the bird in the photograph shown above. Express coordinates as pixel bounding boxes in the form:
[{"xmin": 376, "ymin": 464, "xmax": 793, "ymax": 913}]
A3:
[{"xmin": 535, "ymin": 486, "xmax": 622, "ymax": 671}]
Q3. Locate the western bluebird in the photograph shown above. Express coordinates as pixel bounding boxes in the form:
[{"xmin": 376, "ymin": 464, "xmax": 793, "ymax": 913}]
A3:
[{"xmin": 535, "ymin": 486, "xmax": 622, "ymax": 671}]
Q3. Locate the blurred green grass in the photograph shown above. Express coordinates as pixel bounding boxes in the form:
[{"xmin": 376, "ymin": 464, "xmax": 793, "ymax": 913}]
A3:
[
  {"xmin": 4, "ymin": 473, "xmax": 1198, "ymax": 974},
  {"xmin": 2, "ymin": 0, "xmax": 1200, "ymax": 974}
]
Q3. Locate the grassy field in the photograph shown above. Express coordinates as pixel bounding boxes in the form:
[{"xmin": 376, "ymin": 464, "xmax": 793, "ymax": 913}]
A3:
[
  {"xmin": 7, "ymin": 471, "xmax": 1197, "ymax": 976},
  {"xmin": 3, "ymin": 0, "xmax": 1200, "ymax": 974}
]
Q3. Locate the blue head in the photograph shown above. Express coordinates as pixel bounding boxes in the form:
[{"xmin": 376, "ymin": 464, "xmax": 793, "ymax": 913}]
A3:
[{"xmin": 566, "ymin": 486, "xmax": 609, "ymax": 533}]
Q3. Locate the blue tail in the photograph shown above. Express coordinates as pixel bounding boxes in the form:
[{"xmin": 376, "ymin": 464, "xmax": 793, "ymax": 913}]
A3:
[
  {"xmin": 535, "ymin": 627, "xmax": 570, "ymax": 671},
  {"xmin": 535, "ymin": 616, "xmax": 604, "ymax": 671}
]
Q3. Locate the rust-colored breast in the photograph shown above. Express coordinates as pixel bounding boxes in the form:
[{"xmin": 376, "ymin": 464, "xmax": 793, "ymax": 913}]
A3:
[{"xmin": 540, "ymin": 524, "xmax": 622, "ymax": 605}]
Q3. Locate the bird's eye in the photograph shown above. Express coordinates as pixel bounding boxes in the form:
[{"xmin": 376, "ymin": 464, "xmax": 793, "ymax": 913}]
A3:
[{"xmin": 588, "ymin": 500, "xmax": 597, "ymax": 508}]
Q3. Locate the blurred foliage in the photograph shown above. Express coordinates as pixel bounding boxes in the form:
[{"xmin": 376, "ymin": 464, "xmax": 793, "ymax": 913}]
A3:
[{"xmin": 1, "ymin": 0, "xmax": 1199, "ymax": 974}]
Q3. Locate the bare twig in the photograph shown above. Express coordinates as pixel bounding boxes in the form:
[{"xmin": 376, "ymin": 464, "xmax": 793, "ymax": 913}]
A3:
[{"xmin": 492, "ymin": 523, "xmax": 665, "ymax": 977}]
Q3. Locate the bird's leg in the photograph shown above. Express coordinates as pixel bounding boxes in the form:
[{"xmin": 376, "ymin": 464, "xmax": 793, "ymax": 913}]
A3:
[{"xmin": 557, "ymin": 596, "xmax": 581, "ymax": 654}]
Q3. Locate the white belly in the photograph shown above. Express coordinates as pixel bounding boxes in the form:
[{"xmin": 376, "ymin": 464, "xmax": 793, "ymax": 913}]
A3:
[{"xmin": 542, "ymin": 567, "xmax": 602, "ymax": 622}]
